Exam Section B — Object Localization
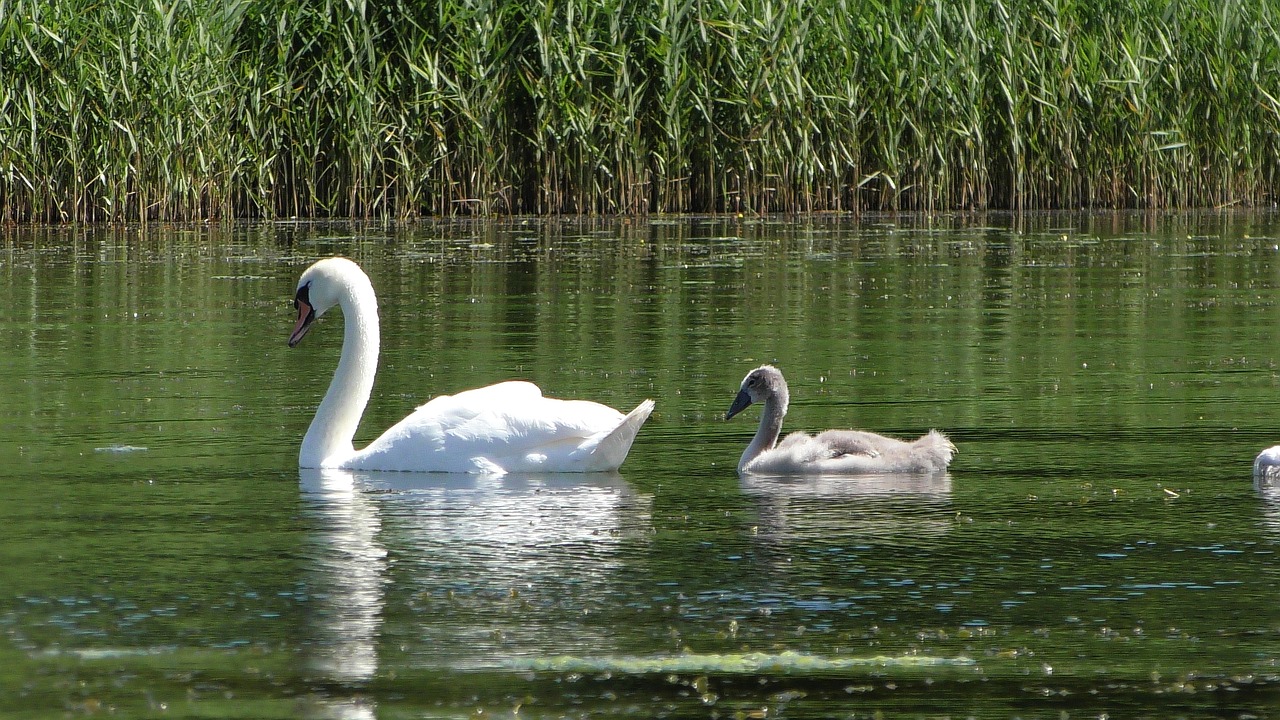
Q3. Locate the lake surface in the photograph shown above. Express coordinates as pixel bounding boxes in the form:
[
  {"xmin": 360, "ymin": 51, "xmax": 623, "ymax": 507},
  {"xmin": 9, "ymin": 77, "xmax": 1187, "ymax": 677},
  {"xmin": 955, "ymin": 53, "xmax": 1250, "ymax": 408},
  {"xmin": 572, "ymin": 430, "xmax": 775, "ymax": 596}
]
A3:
[{"xmin": 4, "ymin": 213, "xmax": 1280, "ymax": 718}]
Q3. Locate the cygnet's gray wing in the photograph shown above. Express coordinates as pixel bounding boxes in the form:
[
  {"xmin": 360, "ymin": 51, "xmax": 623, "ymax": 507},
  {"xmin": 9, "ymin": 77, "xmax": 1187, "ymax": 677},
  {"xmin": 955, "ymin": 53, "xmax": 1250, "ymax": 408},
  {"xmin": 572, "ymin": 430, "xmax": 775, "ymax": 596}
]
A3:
[
  {"xmin": 776, "ymin": 431, "xmax": 813, "ymax": 450},
  {"xmin": 811, "ymin": 429, "xmax": 905, "ymax": 458},
  {"xmin": 748, "ymin": 429, "xmax": 955, "ymax": 475}
]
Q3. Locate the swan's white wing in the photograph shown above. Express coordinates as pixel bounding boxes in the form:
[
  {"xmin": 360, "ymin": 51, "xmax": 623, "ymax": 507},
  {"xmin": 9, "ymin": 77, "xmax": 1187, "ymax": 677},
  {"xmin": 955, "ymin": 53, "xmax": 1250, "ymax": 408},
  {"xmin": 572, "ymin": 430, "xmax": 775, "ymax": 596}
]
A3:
[{"xmin": 346, "ymin": 381, "xmax": 640, "ymax": 473}]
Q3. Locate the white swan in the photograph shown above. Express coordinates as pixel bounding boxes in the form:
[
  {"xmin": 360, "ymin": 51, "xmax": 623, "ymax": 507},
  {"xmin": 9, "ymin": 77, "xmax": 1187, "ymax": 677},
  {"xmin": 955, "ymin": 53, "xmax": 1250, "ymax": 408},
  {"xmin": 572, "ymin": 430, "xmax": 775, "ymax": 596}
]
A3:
[
  {"xmin": 725, "ymin": 364, "xmax": 955, "ymax": 475},
  {"xmin": 1255, "ymin": 445, "xmax": 1280, "ymax": 478},
  {"xmin": 288, "ymin": 257, "xmax": 655, "ymax": 473}
]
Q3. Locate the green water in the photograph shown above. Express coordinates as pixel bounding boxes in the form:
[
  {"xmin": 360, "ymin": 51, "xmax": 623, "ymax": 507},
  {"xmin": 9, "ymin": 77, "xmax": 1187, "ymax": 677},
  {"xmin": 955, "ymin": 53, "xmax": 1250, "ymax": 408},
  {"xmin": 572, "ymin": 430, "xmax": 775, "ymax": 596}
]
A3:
[{"xmin": 4, "ymin": 214, "xmax": 1280, "ymax": 718}]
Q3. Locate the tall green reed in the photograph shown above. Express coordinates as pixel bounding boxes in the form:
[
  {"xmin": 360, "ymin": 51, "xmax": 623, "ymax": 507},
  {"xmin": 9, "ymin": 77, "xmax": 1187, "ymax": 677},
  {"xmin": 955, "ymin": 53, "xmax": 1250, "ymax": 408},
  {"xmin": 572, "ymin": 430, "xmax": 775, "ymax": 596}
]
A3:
[{"xmin": 2, "ymin": 0, "xmax": 1279, "ymax": 220}]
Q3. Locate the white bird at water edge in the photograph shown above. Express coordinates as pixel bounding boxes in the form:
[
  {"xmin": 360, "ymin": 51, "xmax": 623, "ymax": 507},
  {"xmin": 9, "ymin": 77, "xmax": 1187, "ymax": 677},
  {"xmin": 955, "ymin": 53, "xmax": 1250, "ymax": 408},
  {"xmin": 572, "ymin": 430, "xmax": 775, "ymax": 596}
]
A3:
[
  {"xmin": 287, "ymin": 257, "xmax": 654, "ymax": 474},
  {"xmin": 1255, "ymin": 444, "xmax": 1280, "ymax": 479}
]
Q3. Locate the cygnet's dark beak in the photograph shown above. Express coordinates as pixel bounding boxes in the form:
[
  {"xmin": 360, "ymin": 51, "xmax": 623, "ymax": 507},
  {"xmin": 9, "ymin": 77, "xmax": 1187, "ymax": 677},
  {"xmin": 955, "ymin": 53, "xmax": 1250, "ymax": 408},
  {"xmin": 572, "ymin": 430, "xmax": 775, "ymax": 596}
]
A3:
[{"xmin": 725, "ymin": 389, "xmax": 753, "ymax": 420}]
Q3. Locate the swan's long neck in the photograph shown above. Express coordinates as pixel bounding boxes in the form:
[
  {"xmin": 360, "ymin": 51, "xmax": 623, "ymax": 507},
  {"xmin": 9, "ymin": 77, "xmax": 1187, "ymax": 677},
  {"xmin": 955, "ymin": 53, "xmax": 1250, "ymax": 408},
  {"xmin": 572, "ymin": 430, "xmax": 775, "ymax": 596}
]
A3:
[
  {"xmin": 300, "ymin": 278, "xmax": 379, "ymax": 467},
  {"xmin": 740, "ymin": 394, "xmax": 787, "ymax": 472}
]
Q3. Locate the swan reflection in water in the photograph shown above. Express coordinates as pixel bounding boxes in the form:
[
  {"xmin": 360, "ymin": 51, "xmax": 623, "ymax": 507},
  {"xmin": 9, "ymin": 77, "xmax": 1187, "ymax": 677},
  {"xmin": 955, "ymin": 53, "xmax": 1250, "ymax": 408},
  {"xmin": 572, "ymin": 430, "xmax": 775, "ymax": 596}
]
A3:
[
  {"xmin": 297, "ymin": 467, "xmax": 653, "ymax": 704},
  {"xmin": 297, "ymin": 469, "xmax": 385, "ymax": 720},
  {"xmin": 740, "ymin": 472, "xmax": 954, "ymax": 546},
  {"xmin": 1253, "ymin": 471, "xmax": 1280, "ymax": 536}
]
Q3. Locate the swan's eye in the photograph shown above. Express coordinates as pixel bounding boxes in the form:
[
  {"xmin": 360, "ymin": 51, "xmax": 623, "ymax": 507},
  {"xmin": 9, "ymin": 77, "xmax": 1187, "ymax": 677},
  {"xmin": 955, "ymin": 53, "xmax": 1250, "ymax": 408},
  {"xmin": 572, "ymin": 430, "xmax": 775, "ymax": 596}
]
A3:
[{"xmin": 294, "ymin": 282, "xmax": 312, "ymax": 311}]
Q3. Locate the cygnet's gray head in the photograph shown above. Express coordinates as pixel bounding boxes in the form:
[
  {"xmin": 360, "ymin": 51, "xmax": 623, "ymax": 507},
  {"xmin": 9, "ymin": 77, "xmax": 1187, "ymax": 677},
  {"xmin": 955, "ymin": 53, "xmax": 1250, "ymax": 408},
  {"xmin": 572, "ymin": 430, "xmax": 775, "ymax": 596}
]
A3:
[{"xmin": 725, "ymin": 364, "xmax": 790, "ymax": 420}]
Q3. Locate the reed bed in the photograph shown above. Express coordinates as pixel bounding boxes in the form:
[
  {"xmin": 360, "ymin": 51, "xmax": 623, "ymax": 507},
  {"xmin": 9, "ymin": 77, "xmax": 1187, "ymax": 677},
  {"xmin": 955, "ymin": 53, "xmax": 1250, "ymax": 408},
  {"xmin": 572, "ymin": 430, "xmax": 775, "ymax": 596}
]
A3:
[{"xmin": 2, "ymin": 0, "xmax": 1279, "ymax": 221}]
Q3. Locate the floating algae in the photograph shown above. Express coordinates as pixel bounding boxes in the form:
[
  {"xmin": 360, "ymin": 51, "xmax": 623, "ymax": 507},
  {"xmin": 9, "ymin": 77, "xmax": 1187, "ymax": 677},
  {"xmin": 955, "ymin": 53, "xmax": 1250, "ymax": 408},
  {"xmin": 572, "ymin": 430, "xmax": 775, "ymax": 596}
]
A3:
[
  {"xmin": 93, "ymin": 445, "xmax": 149, "ymax": 453},
  {"xmin": 509, "ymin": 650, "xmax": 974, "ymax": 675}
]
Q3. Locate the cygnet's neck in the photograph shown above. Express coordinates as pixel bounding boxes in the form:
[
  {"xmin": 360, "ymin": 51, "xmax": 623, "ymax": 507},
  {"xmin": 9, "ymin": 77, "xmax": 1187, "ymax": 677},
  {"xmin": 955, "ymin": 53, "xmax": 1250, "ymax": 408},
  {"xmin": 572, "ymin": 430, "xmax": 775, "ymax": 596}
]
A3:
[
  {"xmin": 300, "ymin": 277, "xmax": 380, "ymax": 468},
  {"xmin": 740, "ymin": 393, "xmax": 788, "ymax": 472}
]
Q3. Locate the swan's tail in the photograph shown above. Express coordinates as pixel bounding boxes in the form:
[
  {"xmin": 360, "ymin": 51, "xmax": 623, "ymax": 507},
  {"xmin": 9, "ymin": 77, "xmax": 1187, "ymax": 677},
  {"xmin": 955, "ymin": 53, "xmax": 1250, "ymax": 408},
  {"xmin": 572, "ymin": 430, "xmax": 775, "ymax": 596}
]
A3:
[
  {"xmin": 912, "ymin": 429, "xmax": 957, "ymax": 472},
  {"xmin": 582, "ymin": 399, "xmax": 655, "ymax": 472}
]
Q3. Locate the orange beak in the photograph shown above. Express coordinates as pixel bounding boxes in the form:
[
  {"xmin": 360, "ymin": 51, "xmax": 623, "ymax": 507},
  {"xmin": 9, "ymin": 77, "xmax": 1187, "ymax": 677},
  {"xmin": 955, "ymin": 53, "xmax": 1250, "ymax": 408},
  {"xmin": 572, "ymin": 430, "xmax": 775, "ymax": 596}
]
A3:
[{"xmin": 288, "ymin": 297, "xmax": 316, "ymax": 347}]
